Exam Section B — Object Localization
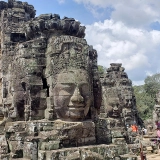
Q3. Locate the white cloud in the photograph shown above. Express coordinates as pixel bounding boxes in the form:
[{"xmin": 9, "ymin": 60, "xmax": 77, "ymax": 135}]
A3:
[
  {"xmin": 145, "ymin": 71, "xmax": 154, "ymax": 76},
  {"xmin": 85, "ymin": 20, "xmax": 160, "ymax": 84},
  {"xmin": 132, "ymin": 80, "xmax": 145, "ymax": 86},
  {"xmin": 74, "ymin": 0, "xmax": 160, "ymax": 27},
  {"xmin": 73, "ymin": 0, "xmax": 160, "ymax": 85},
  {"xmin": 151, "ymin": 30, "xmax": 160, "ymax": 44},
  {"xmin": 57, "ymin": 0, "xmax": 65, "ymax": 4},
  {"xmin": 74, "ymin": 0, "xmax": 112, "ymax": 7}
]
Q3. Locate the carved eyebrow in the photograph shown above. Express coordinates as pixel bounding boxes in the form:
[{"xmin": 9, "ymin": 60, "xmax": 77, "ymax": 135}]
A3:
[
  {"xmin": 79, "ymin": 82, "xmax": 89, "ymax": 85},
  {"xmin": 60, "ymin": 83, "xmax": 75, "ymax": 85},
  {"xmin": 77, "ymin": 83, "xmax": 89, "ymax": 88}
]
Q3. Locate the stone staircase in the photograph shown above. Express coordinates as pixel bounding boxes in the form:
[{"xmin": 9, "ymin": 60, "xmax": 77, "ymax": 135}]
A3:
[{"xmin": 128, "ymin": 132, "xmax": 160, "ymax": 160}]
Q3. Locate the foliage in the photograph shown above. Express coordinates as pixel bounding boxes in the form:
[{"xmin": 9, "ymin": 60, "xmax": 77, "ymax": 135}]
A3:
[
  {"xmin": 144, "ymin": 73, "xmax": 160, "ymax": 98},
  {"xmin": 133, "ymin": 85, "xmax": 155, "ymax": 120},
  {"xmin": 134, "ymin": 73, "xmax": 160, "ymax": 120},
  {"xmin": 98, "ymin": 65, "xmax": 106, "ymax": 75}
]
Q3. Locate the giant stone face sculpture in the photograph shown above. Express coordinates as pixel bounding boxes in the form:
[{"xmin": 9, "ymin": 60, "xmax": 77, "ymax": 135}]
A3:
[
  {"xmin": 96, "ymin": 63, "xmax": 143, "ymax": 145},
  {"xmin": 103, "ymin": 87, "xmax": 122, "ymax": 118},
  {"xmin": 45, "ymin": 35, "xmax": 100, "ymax": 121},
  {"xmin": 53, "ymin": 69, "xmax": 92, "ymax": 121},
  {"xmin": 100, "ymin": 63, "xmax": 140, "ymax": 124}
]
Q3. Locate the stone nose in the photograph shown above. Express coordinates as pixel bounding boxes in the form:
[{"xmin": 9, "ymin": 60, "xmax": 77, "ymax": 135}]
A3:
[
  {"xmin": 128, "ymin": 100, "xmax": 131, "ymax": 106},
  {"xmin": 70, "ymin": 86, "xmax": 84, "ymax": 103},
  {"xmin": 113, "ymin": 105, "xmax": 118, "ymax": 111}
]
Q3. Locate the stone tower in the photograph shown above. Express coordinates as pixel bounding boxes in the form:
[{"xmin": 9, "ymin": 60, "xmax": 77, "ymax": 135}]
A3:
[{"xmin": 97, "ymin": 63, "xmax": 143, "ymax": 144}]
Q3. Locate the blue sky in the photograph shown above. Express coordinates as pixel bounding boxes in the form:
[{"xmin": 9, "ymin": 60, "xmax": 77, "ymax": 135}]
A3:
[{"xmin": 2, "ymin": 0, "xmax": 160, "ymax": 85}]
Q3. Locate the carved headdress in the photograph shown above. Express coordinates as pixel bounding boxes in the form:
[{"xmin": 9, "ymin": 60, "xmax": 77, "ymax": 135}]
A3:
[{"xmin": 45, "ymin": 36, "xmax": 98, "ymax": 83}]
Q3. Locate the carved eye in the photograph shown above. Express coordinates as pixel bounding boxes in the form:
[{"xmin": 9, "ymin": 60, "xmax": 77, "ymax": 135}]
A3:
[
  {"xmin": 63, "ymin": 84, "xmax": 74, "ymax": 91},
  {"xmin": 59, "ymin": 84, "xmax": 74, "ymax": 95},
  {"xmin": 81, "ymin": 84, "xmax": 90, "ymax": 96}
]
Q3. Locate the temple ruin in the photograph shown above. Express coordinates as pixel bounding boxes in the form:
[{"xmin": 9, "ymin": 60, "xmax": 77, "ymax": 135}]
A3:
[
  {"xmin": 0, "ymin": 0, "xmax": 156, "ymax": 159},
  {"xmin": 98, "ymin": 63, "xmax": 143, "ymax": 145}
]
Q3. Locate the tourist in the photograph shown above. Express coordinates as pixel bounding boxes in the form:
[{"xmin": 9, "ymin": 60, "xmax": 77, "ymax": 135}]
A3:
[
  {"xmin": 157, "ymin": 127, "xmax": 160, "ymax": 151},
  {"xmin": 142, "ymin": 127, "xmax": 147, "ymax": 135},
  {"xmin": 131, "ymin": 124, "xmax": 138, "ymax": 132},
  {"xmin": 155, "ymin": 121, "xmax": 160, "ymax": 129},
  {"xmin": 157, "ymin": 127, "xmax": 160, "ymax": 141}
]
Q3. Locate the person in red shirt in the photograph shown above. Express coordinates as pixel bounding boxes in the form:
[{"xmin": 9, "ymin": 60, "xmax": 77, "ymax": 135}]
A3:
[{"xmin": 131, "ymin": 124, "xmax": 138, "ymax": 132}]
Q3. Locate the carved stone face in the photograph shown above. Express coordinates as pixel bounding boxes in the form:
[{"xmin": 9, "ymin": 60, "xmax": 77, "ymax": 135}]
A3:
[
  {"xmin": 105, "ymin": 98, "xmax": 122, "ymax": 118},
  {"xmin": 125, "ymin": 99, "xmax": 133, "ymax": 108},
  {"xmin": 53, "ymin": 69, "xmax": 93, "ymax": 121}
]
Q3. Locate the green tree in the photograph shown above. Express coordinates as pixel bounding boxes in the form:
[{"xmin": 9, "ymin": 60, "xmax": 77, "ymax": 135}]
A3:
[
  {"xmin": 134, "ymin": 73, "xmax": 160, "ymax": 120},
  {"xmin": 98, "ymin": 65, "xmax": 106, "ymax": 75},
  {"xmin": 144, "ymin": 73, "xmax": 160, "ymax": 98},
  {"xmin": 133, "ymin": 85, "xmax": 154, "ymax": 120}
]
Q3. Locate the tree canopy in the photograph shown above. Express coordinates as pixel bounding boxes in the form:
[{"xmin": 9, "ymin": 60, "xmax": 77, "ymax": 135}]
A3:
[
  {"xmin": 144, "ymin": 73, "xmax": 160, "ymax": 98},
  {"xmin": 98, "ymin": 65, "xmax": 106, "ymax": 75},
  {"xmin": 133, "ymin": 73, "xmax": 160, "ymax": 120}
]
